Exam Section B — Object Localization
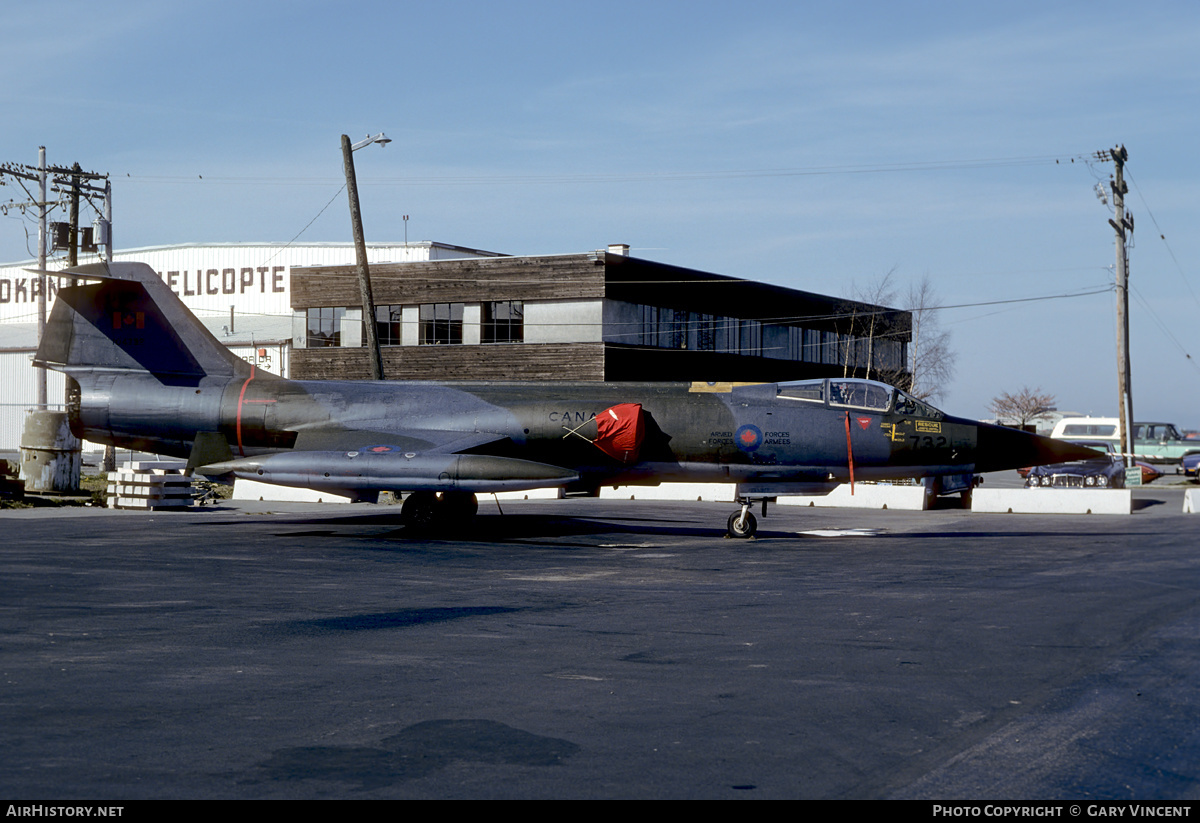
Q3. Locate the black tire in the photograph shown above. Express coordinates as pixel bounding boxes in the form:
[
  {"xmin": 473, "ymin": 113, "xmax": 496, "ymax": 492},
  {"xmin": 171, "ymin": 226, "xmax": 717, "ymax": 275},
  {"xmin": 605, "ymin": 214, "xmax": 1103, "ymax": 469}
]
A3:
[
  {"xmin": 727, "ymin": 510, "xmax": 757, "ymax": 539},
  {"xmin": 440, "ymin": 491, "xmax": 479, "ymax": 520},
  {"xmin": 400, "ymin": 491, "xmax": 440, "ymax": 530}
]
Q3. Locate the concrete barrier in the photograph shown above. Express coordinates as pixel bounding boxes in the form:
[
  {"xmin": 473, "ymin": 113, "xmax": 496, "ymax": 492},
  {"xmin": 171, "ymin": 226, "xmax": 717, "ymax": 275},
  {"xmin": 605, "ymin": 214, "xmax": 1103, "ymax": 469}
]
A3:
[
  {"xmin": 597, "ymin": 482, "xmax": 926, "ymax": 509},
  {"xmin": 775, "ymin": 484, "xmax": 927, "ymax": 510},
  {"xmin": 971, "ymin": 488, "xmax": 1131, "ymax": 514},
  {"xmin": 1184, "ymin": 489, "xmax": 1200, "ymax": 513},
  {"xmin": 599, "ymin": 483, "xmax": 737, "ymax": 502},
  {"xmin": 224, "ymin": 480, "xmax": 928, "ymax": 511},
  {"xmin": 232, "ymin": 478, "xmax": 354, "ymax": 504},
  {"xmin": 494, "ymin": 487, "xmax": 564, "ymax": 501}
]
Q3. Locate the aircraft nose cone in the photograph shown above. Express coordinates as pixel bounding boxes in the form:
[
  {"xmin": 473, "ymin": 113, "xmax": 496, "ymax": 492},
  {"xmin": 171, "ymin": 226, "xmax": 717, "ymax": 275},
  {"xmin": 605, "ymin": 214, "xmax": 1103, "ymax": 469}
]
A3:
[{"xmin": 973, "ymin": 421, "xmax": 1102, "ymax": 473}]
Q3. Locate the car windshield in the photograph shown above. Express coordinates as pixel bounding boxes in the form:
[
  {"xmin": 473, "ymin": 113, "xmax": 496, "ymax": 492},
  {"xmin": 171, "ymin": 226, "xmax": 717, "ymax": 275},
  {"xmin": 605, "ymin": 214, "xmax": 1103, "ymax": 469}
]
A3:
[{"xmin": 1137, "ymin": 424, "xmax": 1182, "ymax": 441}]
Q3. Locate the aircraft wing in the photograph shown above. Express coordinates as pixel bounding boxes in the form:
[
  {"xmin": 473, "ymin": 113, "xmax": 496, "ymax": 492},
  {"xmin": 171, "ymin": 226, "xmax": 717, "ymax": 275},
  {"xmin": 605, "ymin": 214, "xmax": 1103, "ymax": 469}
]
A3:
[{"xmin": 289, "ymin": 427, "xmax": 510, "ymax": 456}]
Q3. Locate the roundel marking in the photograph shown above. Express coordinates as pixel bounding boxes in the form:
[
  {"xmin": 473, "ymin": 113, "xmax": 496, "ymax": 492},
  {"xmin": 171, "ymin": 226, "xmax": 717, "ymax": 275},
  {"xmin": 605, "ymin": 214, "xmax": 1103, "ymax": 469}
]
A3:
[
  {"xmin": 735, "ymin": 424, "xmax": 763, "ymax": 452},
  {"xmin": 365, "ymin": 445, "xmax": 399, "ymax": 453}
]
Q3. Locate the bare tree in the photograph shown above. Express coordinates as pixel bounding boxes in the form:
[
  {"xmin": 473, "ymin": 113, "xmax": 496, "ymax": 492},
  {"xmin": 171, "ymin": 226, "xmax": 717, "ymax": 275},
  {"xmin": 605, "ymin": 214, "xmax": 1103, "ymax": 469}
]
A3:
[
  {"xmin": 989, "ymin": 386, "xmax": 1057, "ymax": 429},
  {"xmin": 840, "ymin": 267, "xmax": 950, "ymax": 395},
  {"xmin": 841, "ymin": 270, "xmax": 954, "ymax": 400},
  {"xmin": 905, "ymin": 274, "xmax": 955, "ymax": 403},
  {"xmin": 843, "ymin": 268, "xmax": 898, "ymax": 381}
]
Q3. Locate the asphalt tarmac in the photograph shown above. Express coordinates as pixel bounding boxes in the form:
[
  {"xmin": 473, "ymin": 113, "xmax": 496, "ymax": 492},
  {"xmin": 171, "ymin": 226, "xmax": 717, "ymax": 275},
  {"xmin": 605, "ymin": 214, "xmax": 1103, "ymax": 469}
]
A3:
[{"xmin": 3, "ymin": 483, "xmax": 1200, "ymax": 799}]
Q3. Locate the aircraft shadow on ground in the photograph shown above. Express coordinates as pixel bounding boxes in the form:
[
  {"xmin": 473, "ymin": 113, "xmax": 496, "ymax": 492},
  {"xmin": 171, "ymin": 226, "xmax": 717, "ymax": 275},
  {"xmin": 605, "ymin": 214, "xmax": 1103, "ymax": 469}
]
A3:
[
  {"xmin": 354, "ymin": 513, "xmax": 726, "ymax": 542},
  {"xmin": 281, "ymin": 605, "xmax": 523, "ymax": 635}
]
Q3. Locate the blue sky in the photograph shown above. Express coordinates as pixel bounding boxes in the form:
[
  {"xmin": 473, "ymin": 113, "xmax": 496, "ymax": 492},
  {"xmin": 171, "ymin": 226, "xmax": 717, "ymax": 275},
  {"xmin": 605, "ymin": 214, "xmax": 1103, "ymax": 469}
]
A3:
[{"xmin": 3, "ymin": 0, "xmax": 1198, "ymax": 423}]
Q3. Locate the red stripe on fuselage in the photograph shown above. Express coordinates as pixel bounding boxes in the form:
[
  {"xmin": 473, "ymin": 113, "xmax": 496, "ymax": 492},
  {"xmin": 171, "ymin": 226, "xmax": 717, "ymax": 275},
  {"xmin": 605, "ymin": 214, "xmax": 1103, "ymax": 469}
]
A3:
[{"xmin": 236, "ymin": 365, "xmax": 256, "ymax": 457}]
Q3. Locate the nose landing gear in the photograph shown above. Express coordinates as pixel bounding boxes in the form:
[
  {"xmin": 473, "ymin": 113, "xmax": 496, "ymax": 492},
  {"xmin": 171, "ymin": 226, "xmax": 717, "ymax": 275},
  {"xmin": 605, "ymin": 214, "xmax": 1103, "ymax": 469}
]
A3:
[
  {"xmin": 727, "ymin": 505, "xmax": 757, "ymax": 538},
  {"xmin": 727, "ymin": 498, "xmax": 768, "ymax": 539}
]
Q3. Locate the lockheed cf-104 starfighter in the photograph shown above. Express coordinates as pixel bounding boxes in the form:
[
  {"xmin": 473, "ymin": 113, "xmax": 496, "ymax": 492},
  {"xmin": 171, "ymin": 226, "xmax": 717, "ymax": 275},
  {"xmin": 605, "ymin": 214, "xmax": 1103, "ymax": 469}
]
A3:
[{"xmin": 33, "ymin": 263, "xmax": 1095, "ymax": 537}]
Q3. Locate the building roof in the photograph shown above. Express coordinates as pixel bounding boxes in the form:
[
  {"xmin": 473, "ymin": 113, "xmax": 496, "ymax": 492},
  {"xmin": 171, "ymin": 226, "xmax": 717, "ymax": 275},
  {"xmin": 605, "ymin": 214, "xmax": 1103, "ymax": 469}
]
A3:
[
  {"xmin": 0, "ymin": 240, "xmax": 507, "ymax": 269},
  {"xmin": 293, "ymin": 249, "xmax": 909, "ymax": 337},
  {"xmin": 601, "ymin": 253, "xmax": 905, "ymax": 328}
]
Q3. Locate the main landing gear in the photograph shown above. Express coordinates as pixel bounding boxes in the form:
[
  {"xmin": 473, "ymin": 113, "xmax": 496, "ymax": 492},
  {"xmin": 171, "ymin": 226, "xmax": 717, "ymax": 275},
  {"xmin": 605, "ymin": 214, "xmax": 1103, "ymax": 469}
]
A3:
[
  {"xmin": 726, "ymin": 498, "xmax": 768, "ymax": 539},
  {"xmin": 400, "ymin": 491, "xmax": 479, "ymax": 532}
]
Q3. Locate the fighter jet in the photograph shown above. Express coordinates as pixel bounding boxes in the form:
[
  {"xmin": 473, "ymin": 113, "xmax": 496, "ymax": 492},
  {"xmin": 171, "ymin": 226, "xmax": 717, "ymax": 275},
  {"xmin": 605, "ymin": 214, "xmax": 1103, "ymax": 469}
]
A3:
[{"xmin": 33, "ymin": 262, "xmax": 1095, "ymax": 537}]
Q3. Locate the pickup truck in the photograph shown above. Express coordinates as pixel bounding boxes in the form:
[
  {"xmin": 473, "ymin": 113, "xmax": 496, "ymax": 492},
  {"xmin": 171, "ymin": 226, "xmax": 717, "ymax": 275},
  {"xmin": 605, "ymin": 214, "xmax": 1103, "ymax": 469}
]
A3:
[{"xmin": 1050, "ymin": 418, "xmax": 1200, "ymax": 468}]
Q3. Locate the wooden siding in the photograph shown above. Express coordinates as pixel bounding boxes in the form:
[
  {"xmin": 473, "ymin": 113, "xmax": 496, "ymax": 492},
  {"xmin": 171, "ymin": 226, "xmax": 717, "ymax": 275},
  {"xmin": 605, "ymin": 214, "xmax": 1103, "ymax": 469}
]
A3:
[
  {"xmin": 292, "ymin": 342, "xmax": 607, "ymax": 381},
  {"xmin": 291, "ymin": 254, "xmax": 607, "ymax": 309}
]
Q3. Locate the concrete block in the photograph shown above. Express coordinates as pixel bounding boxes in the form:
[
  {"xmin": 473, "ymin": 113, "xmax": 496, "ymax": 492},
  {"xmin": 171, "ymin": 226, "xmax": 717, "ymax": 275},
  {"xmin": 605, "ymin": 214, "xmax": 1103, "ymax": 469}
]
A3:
[
  {"xmin": 775, "ymin": 484, "xmax": 927, "ymax": 510},
  {"xmin": 232, "ymin": 479, "xmax": 354, "ymax": 504},
  {"xmin": 599, "ymin": 483, "xmax": 737, "ymax": 502},
  {"xmin": 971, "ymin": 488, "xmax": 1131, "ymax": 514},
  {"xmin": 494, "ymin": 488, "xmax": 564, "ymax": 501},
  {"xmin": 107, "ymin": 465, "xmax": 193, "ymax": 510},
  {"xmin": 1184, "ymin": 489, "xmax": 1199, "ymax": 513},
  {"xmin": 121, "ymin": 461, "xmax": 186, "ymax": 472}
]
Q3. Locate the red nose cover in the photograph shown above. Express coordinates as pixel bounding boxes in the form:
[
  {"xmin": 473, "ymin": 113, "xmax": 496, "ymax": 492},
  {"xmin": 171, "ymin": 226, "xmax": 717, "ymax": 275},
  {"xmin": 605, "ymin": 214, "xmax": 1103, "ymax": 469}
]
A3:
[{"xmin": 594, "ymin": 403, "xmax": 645, "ymax": 463}]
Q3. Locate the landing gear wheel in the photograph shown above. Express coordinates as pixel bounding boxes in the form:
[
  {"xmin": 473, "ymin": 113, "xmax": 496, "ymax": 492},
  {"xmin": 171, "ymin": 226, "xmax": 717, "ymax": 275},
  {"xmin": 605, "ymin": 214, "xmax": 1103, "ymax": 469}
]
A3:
[
  {"xmin": 401, "ymin": 491, "xmax": 479, "ymax": 533},
  {"xmin": 400, "ymin": 491, "xmax": 440, "ymax": 531},
  {"xmin": 440, "ymin": 491, "xmax": 479, "ymax": 520},
  {"xmin": 727, "ymin": 510, "xmax": 758, "ymax": 539}
]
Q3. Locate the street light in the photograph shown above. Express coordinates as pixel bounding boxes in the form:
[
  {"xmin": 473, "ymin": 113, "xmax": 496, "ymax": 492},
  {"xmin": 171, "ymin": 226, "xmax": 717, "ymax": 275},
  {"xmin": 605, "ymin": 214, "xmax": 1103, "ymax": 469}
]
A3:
[
  {"xmin": 350, "ymin": 133, "xmax": 392, "ymax": 152},
  {"xmin": 341, "ymin": 132, "xmax": 389, "ymax": 380}
]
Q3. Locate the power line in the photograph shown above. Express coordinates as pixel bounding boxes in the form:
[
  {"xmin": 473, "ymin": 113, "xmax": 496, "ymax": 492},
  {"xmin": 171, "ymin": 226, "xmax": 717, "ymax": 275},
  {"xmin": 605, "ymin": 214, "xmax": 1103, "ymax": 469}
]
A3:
[
  {"xmin": 113, "ymin": 153, "xmax": 1088, "ymax": 188},
  {"xmin": 1124, "ymin": 169, "xmax": 1200, "ymax": 315}
]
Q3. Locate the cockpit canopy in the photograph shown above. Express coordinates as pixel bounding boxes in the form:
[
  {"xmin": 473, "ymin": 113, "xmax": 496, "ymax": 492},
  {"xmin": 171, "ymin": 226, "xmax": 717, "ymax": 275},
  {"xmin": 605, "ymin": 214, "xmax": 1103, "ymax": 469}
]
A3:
[{"xmin": 774, "ymin": 378, "xmax": 944, "ymax": 419}]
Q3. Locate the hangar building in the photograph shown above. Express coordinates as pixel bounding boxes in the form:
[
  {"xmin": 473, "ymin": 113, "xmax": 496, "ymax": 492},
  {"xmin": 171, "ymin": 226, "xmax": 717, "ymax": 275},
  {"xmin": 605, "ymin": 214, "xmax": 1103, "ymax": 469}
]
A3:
[{"xmin": 291, "ymin": 244, "xmax": 911, "ymax": 384}]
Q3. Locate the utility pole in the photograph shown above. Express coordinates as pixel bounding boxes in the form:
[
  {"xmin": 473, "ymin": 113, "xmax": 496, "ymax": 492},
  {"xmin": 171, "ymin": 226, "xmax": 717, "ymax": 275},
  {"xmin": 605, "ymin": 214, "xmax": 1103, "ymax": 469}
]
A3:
[
  {"xmin": 0, "ymin": 150, "xmax": 110, "ymax": 411},
  {"xmin": 37, "ymin": 147, "xmax": 47, "ymax": 409},
  {"xmin": 67, "ymin": 162, "xmax": 81, "ymax": 268},
  {"xmin": 102, "ymin": 178, "xmax": 112, "ymax": 263},
  {"xmin": 1095, "ymin": 146, "xmax": 1135, "ymax": 458},
  {"xmin": 341, "ymin": 132, "xmax": 390, "ymax": 380}
]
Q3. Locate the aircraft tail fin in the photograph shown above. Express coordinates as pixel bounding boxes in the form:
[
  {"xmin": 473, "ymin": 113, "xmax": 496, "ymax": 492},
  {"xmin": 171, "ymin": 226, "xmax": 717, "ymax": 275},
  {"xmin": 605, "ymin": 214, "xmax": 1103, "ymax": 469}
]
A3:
[{"xmin": 33, "ymin": 262, "xmax": 249, "ymax": 385}]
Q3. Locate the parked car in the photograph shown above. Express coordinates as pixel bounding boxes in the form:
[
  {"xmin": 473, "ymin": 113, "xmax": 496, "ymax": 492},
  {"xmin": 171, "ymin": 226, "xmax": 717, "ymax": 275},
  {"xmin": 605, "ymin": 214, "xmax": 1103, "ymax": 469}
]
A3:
[
  {"xmin": 1025, "ymin": 440, "xmax": 1126, "ymax": 489},
  {"xmin": 1050, "ymin": 418, "xmax": 1200, "ymax": 470},
  {"xmin": 1183, "ymin": 453, "xmax": 1200, "ymax": 479},
  {"xmin": 1021, "ymin": 457, "xmax": 1158, "ymax": 484}
]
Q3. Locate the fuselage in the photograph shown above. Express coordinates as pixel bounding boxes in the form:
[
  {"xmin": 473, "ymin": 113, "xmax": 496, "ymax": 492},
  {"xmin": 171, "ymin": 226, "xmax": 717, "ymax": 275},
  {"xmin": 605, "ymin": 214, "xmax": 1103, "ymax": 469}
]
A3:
[{"xmin": 68, "ymin": 371, "xmax": 988, "ymax": 489}]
